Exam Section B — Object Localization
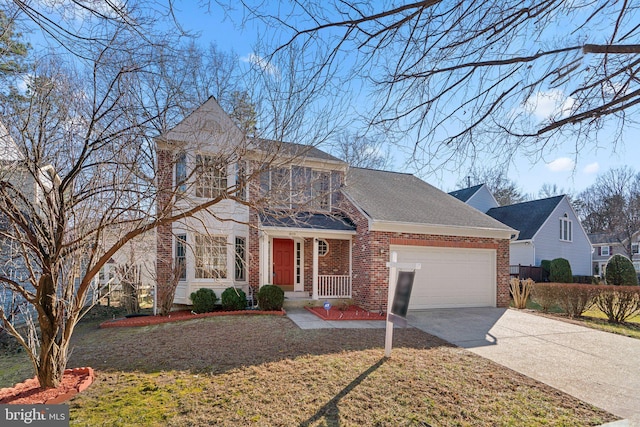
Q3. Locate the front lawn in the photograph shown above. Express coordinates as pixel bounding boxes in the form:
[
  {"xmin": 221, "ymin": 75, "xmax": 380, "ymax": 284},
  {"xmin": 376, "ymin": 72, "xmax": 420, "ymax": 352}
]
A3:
[{"xmin": 1, "ymin": 312, "xmax": 616, "ymax": 426}]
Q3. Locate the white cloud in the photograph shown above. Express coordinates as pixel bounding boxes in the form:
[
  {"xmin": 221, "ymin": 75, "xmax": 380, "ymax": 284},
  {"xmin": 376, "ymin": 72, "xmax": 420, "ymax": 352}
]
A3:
[
  {"xmin": 524, "ymin": 89, "xmax": 575, "ymax": 120},
  {"xmin": 241, "ymin": 53, "xmax": 278, "ymax": 76},
  {"xmin": 583, "ymin": 162, "xmax": 600, "ymax": 174},
  {"xmin": 546, "ymin": 157, "xmax": 575, "ymax": 172}
]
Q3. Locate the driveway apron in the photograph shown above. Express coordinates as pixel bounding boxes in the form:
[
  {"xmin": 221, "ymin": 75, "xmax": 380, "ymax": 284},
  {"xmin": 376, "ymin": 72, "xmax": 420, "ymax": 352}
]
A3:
[{"xmin": 406, "ymin": 308, "xmax": 640, "ymax": 424}]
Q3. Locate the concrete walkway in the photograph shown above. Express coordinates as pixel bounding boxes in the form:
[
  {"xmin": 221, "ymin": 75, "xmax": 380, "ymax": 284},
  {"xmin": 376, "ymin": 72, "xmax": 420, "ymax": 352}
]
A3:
[
  {"xmin": 286, "ymin": 307, "xmax": 386, "ymax": 329},
  {"xmin": 406, "ymin": 308, "xmax": 640, "ymax": 425}
]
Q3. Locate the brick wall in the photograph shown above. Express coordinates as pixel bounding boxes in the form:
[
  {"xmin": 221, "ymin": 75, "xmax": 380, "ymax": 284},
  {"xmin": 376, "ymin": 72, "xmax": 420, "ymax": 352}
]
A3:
[
  {"xmin": 156, "ymin": 148, "xmax": 173, "ymax": 288},
  {"xmin": 336, "ymin": 197, "xmax": 511, "ymax": 312}
]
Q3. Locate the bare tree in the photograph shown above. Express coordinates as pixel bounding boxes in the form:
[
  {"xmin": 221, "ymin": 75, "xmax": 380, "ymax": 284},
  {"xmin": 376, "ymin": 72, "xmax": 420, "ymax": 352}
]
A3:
[
  {"xmin": 0, "ymin": 1, "xmax": 350, "ymax": 390},
  {"xmin": 459, "ymin": 167, "xmax": 526, "ymax": 206},
  {"xmin": 331, "ymin": 131, "xmax": 392, "ymax": 170},
  {"xmin": 577, "ymin": 167, "xmax": 640, "ymax": 260},
  {"xmin": 232, "ymin": 1, "xmax": 640, "ymax": 170}
]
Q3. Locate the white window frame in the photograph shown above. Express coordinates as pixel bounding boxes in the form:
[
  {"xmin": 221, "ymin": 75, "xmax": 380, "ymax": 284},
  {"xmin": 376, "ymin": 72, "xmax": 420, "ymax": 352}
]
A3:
[
  {"xmin": 600, "ymin": 246, "xmax": 610, "ymax": 257},
  {"xmin": 194, "ymin": 234, "xmax": 228, "ymax": 279},
  {"xmin": 632, "ymin": 243, "xmax": 639, "ymax": 255},
  {"xmin": 195, "ymin": 154, "xmax": 227, "ymax": 199},
  {"xmin": 559, "ymin": 214, "xmax": 572, "ymax": 242},
  {"xmin": 318, "ymin": 239, "xmax": 329, "ymax": 257},
  {"xmin": 234, "ymin": 236, "xmax": 247, "ymax": 281}
]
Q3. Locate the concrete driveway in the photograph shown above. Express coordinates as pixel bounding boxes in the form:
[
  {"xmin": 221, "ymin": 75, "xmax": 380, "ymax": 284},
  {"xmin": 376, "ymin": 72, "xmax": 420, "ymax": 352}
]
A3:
[{"xmin": 406, "ymin": 308, "xmax": 640, "ymax": 424}]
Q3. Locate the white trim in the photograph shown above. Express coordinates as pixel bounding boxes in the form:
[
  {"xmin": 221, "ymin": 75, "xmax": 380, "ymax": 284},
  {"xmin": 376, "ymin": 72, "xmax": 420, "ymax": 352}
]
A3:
[
  {"xmin": 260, "ymin": 226, "xmax": 356, "ymax": 238},
  {"xmin": 370, "ymin": 220, "xmax": 515, "ymax": 239},
  {"xmin": 312, "ymin": 238, "xmax": 319, "ymax": 299}
]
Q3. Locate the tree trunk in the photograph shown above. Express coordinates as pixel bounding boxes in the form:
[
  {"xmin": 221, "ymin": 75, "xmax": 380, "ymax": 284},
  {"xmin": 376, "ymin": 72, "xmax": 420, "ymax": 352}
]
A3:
[
  {"xmin": 36, "ymin": 274, "xmax": 67, "ymax": 389},
  {"xmin": 122, "ymin": 279, "xmax": 140, "ymax": 314}
]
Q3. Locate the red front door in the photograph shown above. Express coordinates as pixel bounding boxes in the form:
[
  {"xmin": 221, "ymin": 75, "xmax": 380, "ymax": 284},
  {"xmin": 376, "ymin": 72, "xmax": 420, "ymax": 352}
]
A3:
[{"xmin": 273, "ymin": 238, "xmax": 294, "ymax": 286}]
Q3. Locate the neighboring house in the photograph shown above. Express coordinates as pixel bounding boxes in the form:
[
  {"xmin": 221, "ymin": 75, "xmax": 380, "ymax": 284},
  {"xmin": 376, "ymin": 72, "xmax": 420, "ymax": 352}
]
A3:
[
  {"xmin": 448, "ymin": 183, "xmax": 499, "ymax": 213},
  {"xmin": 484, "ymin": 195, "xmax": 592, "ymax": 276},
  {"xmin": 156, "ymin": 97, "xmax": 516, "ymax": 312},
  {"xmin": 589, "ymin": 232, "xmax": 640, "ymax": 276}
]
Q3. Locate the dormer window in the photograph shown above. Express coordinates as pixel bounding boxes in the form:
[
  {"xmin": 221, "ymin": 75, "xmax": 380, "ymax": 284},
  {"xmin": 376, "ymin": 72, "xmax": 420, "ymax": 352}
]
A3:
[{"xmin": 559, "ymin": 213, "xmax": 572, "ymax": 242}]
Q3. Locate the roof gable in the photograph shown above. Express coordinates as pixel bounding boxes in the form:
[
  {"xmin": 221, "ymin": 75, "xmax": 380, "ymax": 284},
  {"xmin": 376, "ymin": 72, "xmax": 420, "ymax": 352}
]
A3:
[
  {"xmin": 486, "ymin": 195, "xmax": 564, "ymax": 240},
  {"xmin": 448, "ymin": 184, "xmax": 483, "ymax": 202},
  {"xmin": 344, "ymin": 168, "xmax": 513, "ymax": 234}
]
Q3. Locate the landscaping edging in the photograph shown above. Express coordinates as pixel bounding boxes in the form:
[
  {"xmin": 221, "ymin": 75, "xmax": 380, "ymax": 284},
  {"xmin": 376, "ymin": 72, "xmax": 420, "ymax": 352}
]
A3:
[
  {"xmin": 99, "ymin": 309, "xmax": 286, "ymax": 328},
  {"xmin": 0, "ymin": 367, "xmax": 95, "ymax": 404}
]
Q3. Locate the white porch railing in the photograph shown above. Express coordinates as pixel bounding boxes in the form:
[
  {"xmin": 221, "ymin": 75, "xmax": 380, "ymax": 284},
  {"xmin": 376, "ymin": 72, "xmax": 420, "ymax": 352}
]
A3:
[{"xmin": 318, "ymin": 275, "xmax": 351, "ymax": 298}]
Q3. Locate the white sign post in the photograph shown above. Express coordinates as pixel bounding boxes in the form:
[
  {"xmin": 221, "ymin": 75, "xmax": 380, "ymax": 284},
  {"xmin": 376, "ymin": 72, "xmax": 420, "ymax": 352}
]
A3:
[{"xmin": 385, "ymin": 251, "xmax": 421, "ymax": 357}]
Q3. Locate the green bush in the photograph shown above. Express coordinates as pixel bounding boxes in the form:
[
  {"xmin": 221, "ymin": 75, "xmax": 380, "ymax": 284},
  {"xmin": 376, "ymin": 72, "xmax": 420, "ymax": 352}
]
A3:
[
  {"xmin": 221, "ymin": 287, "xmax": 247, "ymax": 311},
  {"xmin": 605, "ymin": 254, "xmax": 639, "ymax": 286},
  {"xmin": 540, "ymin": 260, "xmax": 551, "ymax": 282},
  {"xmin": 190, "ymin": 288, "xmax": 218, "ymax": 313},
  {"xmin": 549, "ymin": 258, "xmax": 572, "ymax": 283},
  {"xmin": 257, "ymin": 285, "xmax": 285, "ymax": 311}
]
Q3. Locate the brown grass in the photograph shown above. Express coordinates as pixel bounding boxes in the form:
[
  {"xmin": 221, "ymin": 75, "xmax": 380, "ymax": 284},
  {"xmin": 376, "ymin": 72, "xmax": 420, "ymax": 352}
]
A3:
[{"xmin": 47, "ymin": 313, "xmax": 617, "ymax": 426}]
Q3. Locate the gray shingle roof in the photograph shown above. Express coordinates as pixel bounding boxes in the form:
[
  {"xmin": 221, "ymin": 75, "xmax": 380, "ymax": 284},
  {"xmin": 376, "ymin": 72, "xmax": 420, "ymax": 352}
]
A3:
[
  {"xmin": 588, "ymin": 232, "xmax": 617, "ymax": 245},
  {"xmin": 344, "ymin": 167, "xmax": 513, "ymax": 231},
  {"xmin": 486, "ymin": 195, "xmax": 564, "ymax": 240},
  {"xmin": 260, "ymin": 211, "xmax": 356, "ymax": 231},
  {"xmin": 251, "ymin": 139, "xmax": 344, "ymax": 163},
  {"xmin": 448, "ymin": 184, "xmax": 483, "ymax": 202}
]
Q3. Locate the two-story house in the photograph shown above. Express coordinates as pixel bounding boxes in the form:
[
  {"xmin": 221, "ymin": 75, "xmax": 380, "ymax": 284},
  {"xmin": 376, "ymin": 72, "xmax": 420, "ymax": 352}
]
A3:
[
  {"xmin": 451, "ymin": 186, "xmax": 593, "ymax": 276},
  {"xmin": 590, "ymin": 232, "xmax": 640, "ymax": 277},
  {"xmin": 156, "ymin": 98, "xmax": 516, "ymax": 312}
]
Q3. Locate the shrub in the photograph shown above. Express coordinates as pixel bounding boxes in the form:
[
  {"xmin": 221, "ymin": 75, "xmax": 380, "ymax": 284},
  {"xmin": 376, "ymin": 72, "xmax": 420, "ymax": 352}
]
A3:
[
  {"xmin": 572, "ymin": 275, "xmax": 598, "ymax": 284},
  {"xmin": 221, "ymin": 287, "xmax": 247, "ymax": 311},
  {"xmin": 556, "ymin": 284, "xmax": 599, "ymax": 318},
  {"xmin": 257, "ymin": 285, "xmax": 285, "ymax": 311},
  {"xmin": 549, "ymin": 258, "xmax": 572, "ymax": 283},
  {"xmin": 595, "ymin": 285, "xmax": 640, "ymax": 323},
  {"xmin": 510, "ymin": 278, "xmax": 533, "ymax": 309},
  {"xmin": 605, "ymin": 254, "xmax": 639, "ymax": 286},
  {"xmin": 190, "ymin": 288, "xmax": 218, "ymax": 313},
  {"xmin": 540, "ymin": 260, "xmax": 551, "ymax": 282},
  {"xmin": 531, "ymin": 283, "xmax": 562, "ymax": 312}
]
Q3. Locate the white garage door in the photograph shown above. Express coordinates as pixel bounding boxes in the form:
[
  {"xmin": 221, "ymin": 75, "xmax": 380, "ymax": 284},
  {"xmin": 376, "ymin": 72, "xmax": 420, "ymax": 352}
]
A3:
[{"xmin": 392, "ymin": 245, "xmax": 496, "ymax": 310}]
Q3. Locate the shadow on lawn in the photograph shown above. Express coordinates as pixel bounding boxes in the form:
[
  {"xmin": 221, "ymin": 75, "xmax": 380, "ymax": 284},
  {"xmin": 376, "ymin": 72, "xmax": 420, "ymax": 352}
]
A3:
[{"xmin": 67, "ymin": 315, "xmax": 451, "ymax": 376}]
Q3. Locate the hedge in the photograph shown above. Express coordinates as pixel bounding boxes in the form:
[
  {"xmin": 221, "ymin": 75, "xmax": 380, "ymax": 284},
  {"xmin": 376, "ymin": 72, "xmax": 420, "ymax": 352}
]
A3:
[{"xmin": 531, "ymin": 282, "xmax": 640, "ymax": 322}]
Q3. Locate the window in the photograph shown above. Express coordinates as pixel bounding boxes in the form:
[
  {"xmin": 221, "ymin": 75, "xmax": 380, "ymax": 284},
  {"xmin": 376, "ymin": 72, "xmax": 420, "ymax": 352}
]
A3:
[
  {"xmin": 318, "ymin": 239, "xmax": 328, "ymax": 256},
  {"xmin": 559, "ymin": 214, "xmax": 572, "ymax": 242},
  {"xmin": 634, "ymin": 262, "xmax": 640, "ymax": 272},
  {"xmin": 633, "ymin": 243, "xmax": 639, "ymax": 255},
  {"xmin": 235, "ymin": 161, "xmax": 247, "ymax": 201},
  {"xmin": 235, "ymin": 237, "xmax": 246, "ymax": 281},
  {"xmin": 175, "ymin": 152, "xmax": 187, "ymax": 192},
  {"xmin": 270, "ymin": 167, "xmax": 291, "ymax": 207},
  {"xmin": 600, "ymin": 246, "xmax": 610, "ymax": 257},
  {"xmin": 176, "ymin": 234, "xmax": 187, "ymax": 280},
  {"xmin": 195, "ymin": 234, "xmax": 227, "ymax": 279},
  {"xmin": 195, "ymin": 155, "xmax": 227, "ymax": 198},
  {"xmin": 295, "ymin": 241, "xmax": 302, "ymax": 284},
  {"xmin": 291, "ymin": 166, "xmax": 312, "ymax": 207},
  {"xmin": 312, "ymin": 171, "xmax": 331, "ymax": 211}
]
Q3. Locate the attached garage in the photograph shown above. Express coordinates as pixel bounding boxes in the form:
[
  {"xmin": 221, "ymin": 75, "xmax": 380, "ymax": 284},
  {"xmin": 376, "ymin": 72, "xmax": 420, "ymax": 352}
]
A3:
[{"xmin": 392, "ymin": 245, "xmax": 497, "ymax": 310}]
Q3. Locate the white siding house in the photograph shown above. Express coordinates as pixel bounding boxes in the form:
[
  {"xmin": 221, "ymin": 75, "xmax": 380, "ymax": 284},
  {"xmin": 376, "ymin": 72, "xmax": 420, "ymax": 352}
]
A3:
[
  {"xmin": 487, "ymin": 195, "xmax": 592, "ymax": 276},
  {"xmin": 449, "ymin": 184, "xmax": 499, "ymax": 213}
]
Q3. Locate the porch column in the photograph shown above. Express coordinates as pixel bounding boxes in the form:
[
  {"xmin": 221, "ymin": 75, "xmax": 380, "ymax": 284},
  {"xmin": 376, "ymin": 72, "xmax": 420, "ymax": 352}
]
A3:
[
  {"xmin": 259, "ymin": 232, "xmax": 269, "ymax": 287},
  {"xmin": 349, "ymin": 236, "xmax": 353, "ymax": 297},
  {"xmin": 312, "ymin": 238, "xmax": 319, "ymax": 299}
]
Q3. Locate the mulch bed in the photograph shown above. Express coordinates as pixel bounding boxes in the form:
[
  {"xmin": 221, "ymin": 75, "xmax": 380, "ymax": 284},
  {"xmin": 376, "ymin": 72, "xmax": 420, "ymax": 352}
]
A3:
[
  {"xmin": 305, "ymin": 305, "xmax": 386, "ymax": 321},
  {"xmin": 99, "ymin": 309, "xmax": 286, "ymax": 328},
  {"xmin": 0, "ymin": 367, "xmax": 95, "ymax": 404}
]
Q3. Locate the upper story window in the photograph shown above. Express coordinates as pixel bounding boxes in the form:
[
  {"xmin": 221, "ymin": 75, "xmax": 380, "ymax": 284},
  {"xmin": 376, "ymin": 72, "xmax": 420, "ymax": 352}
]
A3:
[
  {"xmin": 195, "ymin": 155, "xmax": 227, "ymax": 199},
  {"xmin": 259, "ymin": 165, "xmax": 334, "ymax": 211},
  {"xmin": 632, "ymin": 243, "xmax": 639, "ymax": 255},
  {"xmin": 600, "ymin": 245, "xmax": 610, "ymax": 257},
  {"xmin": 559, "ymin": 213, "xmax": 572, "ymax": 242},
  {"xmin": 235, "ymin": 161, "xmax": 247, "ymax": 201},
  {"xmin": 175, "ymin": 152, "xmax": 187, "ymax": 193}
]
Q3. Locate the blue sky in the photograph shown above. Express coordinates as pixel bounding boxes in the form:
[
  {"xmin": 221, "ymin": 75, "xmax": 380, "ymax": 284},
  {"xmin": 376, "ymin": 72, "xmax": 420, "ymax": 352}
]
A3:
[{"xmin": 34, "ymin": 2, "xmax": 639, "ymax": 198}]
